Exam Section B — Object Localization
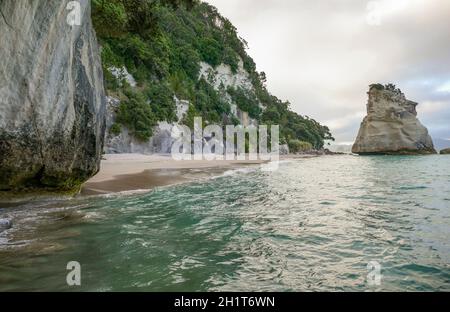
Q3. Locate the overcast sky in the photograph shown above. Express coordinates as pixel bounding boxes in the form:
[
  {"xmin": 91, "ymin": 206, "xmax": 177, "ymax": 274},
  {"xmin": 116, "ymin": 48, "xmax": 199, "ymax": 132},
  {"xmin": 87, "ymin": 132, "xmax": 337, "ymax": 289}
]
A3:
[{"xmin": 207, "ymin": 0, "xmax": 450, "ymax": 146}]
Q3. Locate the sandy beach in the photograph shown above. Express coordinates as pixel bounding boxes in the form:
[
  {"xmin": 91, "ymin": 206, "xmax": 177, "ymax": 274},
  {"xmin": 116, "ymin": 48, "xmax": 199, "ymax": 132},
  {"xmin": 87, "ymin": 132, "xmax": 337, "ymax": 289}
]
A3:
[{"xmin": 81, "ymin": 154, "xmax": 270, "ymax": 195}]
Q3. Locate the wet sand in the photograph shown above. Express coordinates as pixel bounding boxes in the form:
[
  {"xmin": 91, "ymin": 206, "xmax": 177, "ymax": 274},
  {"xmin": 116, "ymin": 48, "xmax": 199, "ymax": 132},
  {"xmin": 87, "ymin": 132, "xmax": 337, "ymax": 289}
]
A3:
[{"xmin": 81, "ymin": 154, "xmax": 268, "ymax": 195}]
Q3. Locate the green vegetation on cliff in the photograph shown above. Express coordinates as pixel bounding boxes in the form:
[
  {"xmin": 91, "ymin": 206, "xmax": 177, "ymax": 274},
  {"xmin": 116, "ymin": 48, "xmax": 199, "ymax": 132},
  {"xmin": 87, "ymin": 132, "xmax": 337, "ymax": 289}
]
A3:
[{"xmin": 92, "ymin": 0, "xmax": 333, "ymax": 148}]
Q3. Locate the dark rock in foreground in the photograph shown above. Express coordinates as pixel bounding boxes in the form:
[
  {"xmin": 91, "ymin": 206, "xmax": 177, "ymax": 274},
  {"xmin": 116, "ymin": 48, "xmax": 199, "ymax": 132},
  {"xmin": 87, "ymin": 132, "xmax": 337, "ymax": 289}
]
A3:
[
  {"xmin": 352, "ymin": 84, "xmax": 436, "ymax": 155},
  {"xmin": 0, "ymin": 219, "xmax": 12, "ymax": 232}
]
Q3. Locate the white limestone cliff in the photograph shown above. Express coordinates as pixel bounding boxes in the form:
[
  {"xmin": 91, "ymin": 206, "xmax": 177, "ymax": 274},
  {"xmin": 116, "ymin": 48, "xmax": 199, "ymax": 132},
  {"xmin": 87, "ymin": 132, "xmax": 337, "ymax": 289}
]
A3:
[
  {"xmin": 105, "ymin": 58, "xmax": 262, "ymax": 154},
  {"xmin": 0, "ymin": 0, "xmax": 106, "ymax": 191}
]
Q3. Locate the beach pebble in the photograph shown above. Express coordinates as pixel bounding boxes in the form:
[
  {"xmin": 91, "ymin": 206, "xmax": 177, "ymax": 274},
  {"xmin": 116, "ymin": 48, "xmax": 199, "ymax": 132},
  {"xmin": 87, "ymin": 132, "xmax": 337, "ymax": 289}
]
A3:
[{"xmin": 0, "ymin": 219, "xmax": 12, "ymax": 231}]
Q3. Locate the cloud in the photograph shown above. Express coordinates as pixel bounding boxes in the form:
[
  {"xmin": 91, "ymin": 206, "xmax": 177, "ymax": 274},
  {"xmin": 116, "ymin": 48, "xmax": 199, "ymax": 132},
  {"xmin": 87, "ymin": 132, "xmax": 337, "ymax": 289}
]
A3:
[
  {"xmin": 436, "ymin": 81, "xmax": 450, "ymax": 93},
  {"xmin": 207, "ymin": 0, "xmax": 450, "ymax": 143}
]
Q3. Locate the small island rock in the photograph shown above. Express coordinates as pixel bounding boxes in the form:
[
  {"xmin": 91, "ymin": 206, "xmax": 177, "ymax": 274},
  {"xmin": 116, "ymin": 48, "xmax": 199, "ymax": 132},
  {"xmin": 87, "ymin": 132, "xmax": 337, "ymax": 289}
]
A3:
[{"xmin": 352, "ymin": 84, "xmax": 436, "ymax": 155}]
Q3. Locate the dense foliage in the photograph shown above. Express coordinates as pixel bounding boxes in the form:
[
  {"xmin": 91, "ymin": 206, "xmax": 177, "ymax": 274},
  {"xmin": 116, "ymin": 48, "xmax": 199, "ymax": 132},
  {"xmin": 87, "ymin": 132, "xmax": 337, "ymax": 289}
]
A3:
[
  {"xmin": 92, "ymin": 0, "xmax": 333, "ymax": 147},
  {"xmin": 288, "ymin": 140, "xmax": 313, "ymax": 154}
]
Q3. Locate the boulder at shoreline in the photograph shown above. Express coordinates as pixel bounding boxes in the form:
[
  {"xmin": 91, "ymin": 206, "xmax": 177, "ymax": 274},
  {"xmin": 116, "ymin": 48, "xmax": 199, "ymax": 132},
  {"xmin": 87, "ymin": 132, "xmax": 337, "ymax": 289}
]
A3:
[{"xmin": 0, "ymin": 219, "xmax": 12, "ymax": 232}]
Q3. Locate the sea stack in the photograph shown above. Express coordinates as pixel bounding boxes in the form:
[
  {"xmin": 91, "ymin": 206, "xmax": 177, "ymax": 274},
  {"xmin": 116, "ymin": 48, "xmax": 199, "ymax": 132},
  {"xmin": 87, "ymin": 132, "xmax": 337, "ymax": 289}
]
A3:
[{"xmin": 352, "ymin": 84, "xmax": 436, "ymax": 155}]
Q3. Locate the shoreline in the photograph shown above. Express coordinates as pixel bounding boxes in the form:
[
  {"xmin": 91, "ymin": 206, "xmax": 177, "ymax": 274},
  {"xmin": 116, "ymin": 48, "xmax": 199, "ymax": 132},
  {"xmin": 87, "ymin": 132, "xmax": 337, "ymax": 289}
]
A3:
[
  {"xmin": 0, "ymin": 153, "xmax": 340, "ymax": 204},
  {"xmin": 81, "ymin": 154, "xmax": 268, "ymax": 196},
  {"xmin": 81, "ymin": 153, "xmax": 321, "ymax": 196}
]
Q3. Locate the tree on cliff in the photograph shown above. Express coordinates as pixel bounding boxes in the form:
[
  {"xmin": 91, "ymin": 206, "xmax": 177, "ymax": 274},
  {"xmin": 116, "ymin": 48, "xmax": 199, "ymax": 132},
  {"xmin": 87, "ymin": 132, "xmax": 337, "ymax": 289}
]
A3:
[
  {"xmin": 93, "ymin": 0, "xmax": 334, "ymax": 148},
  {"xmin": 93, "ymin": 0, "xmax": 195, "ymax": 38}
]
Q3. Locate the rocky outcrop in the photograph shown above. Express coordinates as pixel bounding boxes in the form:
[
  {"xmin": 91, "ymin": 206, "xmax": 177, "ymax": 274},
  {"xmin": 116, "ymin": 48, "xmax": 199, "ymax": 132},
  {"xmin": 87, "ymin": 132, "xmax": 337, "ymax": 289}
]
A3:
[
  {"xmin": 0, "ymin": 219, "xmax": 12, "ymax": 232},
  {"xmin": 440, "ymin": 148, "xmax": 450, "ymax": 155},
  {"xmin": 199, "ymin": 60, "xmax": 253, "ymax": 91},
  {"xmin": 352, "ymin": 85, "xmax": 436, "ymax": 155},
  {"xmin": 104, "ymin": 96, "xmax": 188, "ymax": 154},
  {"xmin": 109, "ymin": 66, "xmax": 137, "ymax": 87},
  {"xmin": 279, "ymin": 144, "xmax": 290, "ymax": 155},
  {"xmin": 199, "ymin": 60, "xmax": 261, "ymax": 127},
  {"xmin": 105, "ymin": 60, "xmax": 261, "ymax": 154},
  {"xmin": 0, "ymin": 0, "xmax": 106, "ymax": 191}
]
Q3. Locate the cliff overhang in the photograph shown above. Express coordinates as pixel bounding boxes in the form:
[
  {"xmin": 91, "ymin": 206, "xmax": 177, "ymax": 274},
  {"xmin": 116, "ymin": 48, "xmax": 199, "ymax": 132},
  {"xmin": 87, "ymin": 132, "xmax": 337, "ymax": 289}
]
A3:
[{"xmin": 0, "ymin": 0, "xmax": 106, "ymax": 193}]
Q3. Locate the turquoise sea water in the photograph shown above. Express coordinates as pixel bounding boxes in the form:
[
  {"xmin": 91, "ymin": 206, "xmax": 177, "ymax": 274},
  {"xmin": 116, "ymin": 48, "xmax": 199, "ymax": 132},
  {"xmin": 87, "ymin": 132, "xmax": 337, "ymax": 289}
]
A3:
[{"xmin": 0, "ymin": 155, "xmax": 449, "ymax": 291}]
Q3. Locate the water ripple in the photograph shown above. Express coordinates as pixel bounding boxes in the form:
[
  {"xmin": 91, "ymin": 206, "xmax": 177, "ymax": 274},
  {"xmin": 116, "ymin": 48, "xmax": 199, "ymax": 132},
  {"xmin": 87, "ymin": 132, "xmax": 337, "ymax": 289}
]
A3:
[{"xmin": 0, "ymin": 155, "xmax": 449, "ymax": 291}]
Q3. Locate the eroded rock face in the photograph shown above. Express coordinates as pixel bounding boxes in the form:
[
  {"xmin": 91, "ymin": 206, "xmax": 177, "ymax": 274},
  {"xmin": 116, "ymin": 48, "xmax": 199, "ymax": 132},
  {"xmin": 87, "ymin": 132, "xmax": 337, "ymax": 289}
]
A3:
[
  {"xmin": 0, "ymin": 0, "xmax": 106, "ymax": 191},
  {"xmin": 104, "ymin": 59, "xmax": 262, "ymax": 155},
  {"xmin": 279, "ymin": 144, "xmax": 290, "ymax": 155},
  {"xmin": 199, "ymin": 60, "xmax": 261, "ymax": 127},
  {"xmin": 104, "ymin": 96, "xmax": 187, "ymax": 154},
  {"xmin": 352, "ymin": 85, "xmax": 436, "ymax": 155},
  {"xmin": 0, "ymin": 219, "xmax": 12, "ymax": 232}
]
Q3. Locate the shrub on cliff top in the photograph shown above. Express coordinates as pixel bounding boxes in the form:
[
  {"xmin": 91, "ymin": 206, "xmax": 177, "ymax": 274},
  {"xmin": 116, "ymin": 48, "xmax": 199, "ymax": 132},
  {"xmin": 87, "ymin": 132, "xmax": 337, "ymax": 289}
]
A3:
[{"xmin": 288, "ymin": 140, "xmax": 313, "ymax": 153}]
